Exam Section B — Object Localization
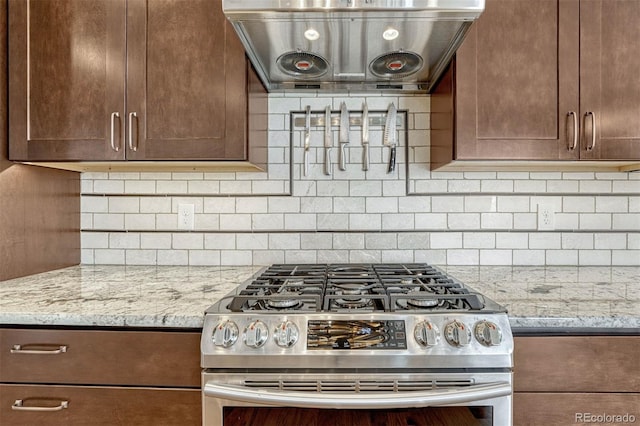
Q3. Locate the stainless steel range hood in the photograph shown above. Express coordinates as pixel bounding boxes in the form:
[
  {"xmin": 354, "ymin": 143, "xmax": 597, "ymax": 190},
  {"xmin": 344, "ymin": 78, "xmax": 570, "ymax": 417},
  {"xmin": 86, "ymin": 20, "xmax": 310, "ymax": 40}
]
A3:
[{"xmin": 222, "ymin": 0, "xmax": 484, "ymax": 92}]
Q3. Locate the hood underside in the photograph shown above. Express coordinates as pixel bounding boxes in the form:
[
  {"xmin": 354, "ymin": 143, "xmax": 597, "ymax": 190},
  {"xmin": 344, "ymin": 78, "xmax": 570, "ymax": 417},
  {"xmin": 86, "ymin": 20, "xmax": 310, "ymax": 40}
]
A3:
[{"xmin": 223, "ymin": 0, "xmax": 484, "ymax": 92}]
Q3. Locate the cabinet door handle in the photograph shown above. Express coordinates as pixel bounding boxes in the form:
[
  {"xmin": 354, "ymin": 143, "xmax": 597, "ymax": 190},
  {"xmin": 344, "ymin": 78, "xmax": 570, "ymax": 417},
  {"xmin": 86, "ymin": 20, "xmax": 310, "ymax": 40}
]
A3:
[
  {"xmin": 10, "ymin": 344, "xmax": 68, "ymax": 354},
  {"xmin": 567, "ymin": 111, "xmax": 578, "ymax": 150},
  {"xmin": 110, "ymin": 112, "xmax": 121, "ymax": 152},
  {"xmin": 12, "ymin": 399, "xmax": 69, "ymax": 412},
  {"xmin": 128, "ymin": 112, "xmax": 138, "ymax": 152},
  {"xmin": 586, "ymin": 111, "xmax": 596, "ymax": 151}
]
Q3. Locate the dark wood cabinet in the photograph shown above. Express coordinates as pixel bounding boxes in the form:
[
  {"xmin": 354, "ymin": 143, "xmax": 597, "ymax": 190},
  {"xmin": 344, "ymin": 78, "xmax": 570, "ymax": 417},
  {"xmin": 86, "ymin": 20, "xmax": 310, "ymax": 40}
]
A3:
[
  {"xmin": 432, "ymin": 0, "xmax": 640, "ymax": 170},
  {"xmin": 0, "ymin": 328, "xmax": 202, "ymax": 425},
  {"xmin": 513, "ymin": 336, "xmax": 640, "ymax": 425},
  {"xmin": 9, "ymin": 0, "xmax": 265, "ymax": 167}
]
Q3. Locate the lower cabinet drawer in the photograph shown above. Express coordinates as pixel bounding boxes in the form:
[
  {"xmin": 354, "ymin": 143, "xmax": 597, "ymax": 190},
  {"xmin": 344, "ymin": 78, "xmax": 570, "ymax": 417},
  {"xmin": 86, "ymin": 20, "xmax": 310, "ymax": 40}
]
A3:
[
  {"xmin": 0, "ymin": 328, "xmax": 201, "ymax": 387},
  {"xmin": 0, "ymin": 384, "xmax": 201, "ymax": 426},
  {"xmin": 514, "ymin": 392, "xmax": 640, "ymax": 426}
]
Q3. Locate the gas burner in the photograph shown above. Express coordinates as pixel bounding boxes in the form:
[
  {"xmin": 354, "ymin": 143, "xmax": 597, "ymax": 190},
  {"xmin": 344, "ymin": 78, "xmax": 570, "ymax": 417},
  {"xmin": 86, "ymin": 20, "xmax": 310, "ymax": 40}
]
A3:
[
  {"xmin": 406, "ymin": 297, "xmax": 440, "ymax": 308},
  {"xmin": 265, "ymin": 299, "xmax": 303, "ymax": 310},
  {"xmin": 333, "ymin": 282, "xmax": 376, "ymax": 295},
  {"xmin": 396, "ymin": 298, "xmax": 449, "ymax": 310},
  {"xmin": 334, "ymin": 298, "xmax": 373, "ymax": 310}
]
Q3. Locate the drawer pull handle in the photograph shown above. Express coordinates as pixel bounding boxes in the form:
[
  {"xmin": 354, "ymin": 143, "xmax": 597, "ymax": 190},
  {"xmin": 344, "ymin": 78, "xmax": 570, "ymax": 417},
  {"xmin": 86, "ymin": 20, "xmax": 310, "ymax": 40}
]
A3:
[
  {"xmin": 12, "ymin": 399, "xmax": 69, "ymax": 412},
  {"xmin": 10, "ymin": 344, "xmax": 68, "ymax": 355}
]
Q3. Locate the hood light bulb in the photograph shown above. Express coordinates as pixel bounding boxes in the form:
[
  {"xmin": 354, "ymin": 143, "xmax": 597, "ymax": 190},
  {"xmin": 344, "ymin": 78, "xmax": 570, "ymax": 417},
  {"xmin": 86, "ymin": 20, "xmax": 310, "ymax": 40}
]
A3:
[
  {"xmin": 383, "ymin": 28, "xmax": 399, "ymax": 41},
  {"xmin": 304, "ymin": 28, "xmax": 320, "ymax": 41}
]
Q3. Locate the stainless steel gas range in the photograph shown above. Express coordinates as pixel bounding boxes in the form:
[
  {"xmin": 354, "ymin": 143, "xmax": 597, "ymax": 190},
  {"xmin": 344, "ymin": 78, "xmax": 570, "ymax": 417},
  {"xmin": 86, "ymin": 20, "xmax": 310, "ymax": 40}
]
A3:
[{"xmin": 201, "ymin": 263, "xmax": 513, "ymax": 426}]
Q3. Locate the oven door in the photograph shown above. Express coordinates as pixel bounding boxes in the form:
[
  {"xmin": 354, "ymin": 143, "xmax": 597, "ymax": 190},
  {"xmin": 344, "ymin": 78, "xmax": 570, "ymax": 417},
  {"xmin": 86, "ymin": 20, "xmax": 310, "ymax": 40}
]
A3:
[{"xmin": 202, "ymin": 371, "xmax": 512, "ymax": 426}]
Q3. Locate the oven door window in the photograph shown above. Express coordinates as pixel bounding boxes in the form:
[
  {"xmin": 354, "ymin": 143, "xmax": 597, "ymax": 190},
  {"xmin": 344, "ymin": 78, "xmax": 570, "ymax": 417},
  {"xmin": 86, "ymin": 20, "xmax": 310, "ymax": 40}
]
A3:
[{"xmin": 223, "ymin": 406, "xmax": 492, "ymax": 426}]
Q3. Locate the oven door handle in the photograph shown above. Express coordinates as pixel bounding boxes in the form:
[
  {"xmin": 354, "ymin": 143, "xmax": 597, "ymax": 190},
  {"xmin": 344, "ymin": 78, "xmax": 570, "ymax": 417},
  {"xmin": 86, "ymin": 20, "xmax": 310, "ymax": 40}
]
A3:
[{"xmin": 204, "ymin": 381, "xmax": 512, "ymax": 409}]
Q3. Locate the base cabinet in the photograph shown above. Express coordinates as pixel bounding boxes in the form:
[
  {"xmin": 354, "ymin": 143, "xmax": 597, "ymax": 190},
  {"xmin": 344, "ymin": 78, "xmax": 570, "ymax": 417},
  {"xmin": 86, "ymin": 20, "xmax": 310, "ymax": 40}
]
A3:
[
  {"xmin": 0, "ymin": 328, "xmax": 202, "ymax": 425},
  {"xmin": 513, "ymin": 336, "xmax": 640, "ymax": 425}
]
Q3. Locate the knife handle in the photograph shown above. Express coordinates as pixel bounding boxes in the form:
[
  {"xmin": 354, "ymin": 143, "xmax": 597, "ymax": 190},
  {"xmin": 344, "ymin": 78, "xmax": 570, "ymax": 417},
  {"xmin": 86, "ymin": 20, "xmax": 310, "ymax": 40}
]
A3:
[
  {"xmin": 387, "ymin": 145, "xmax": 396, "ymax": 174},
  {"xmin": 339, "ymin": 144, "xmax": 347, "ymax": 171},
  {"xmin": 324, "ymin": 148, "xmax": 332, "ymax": 176},
  {"xmin": 362, "ymin": 143, "xmax": 369, "ymax": 171}
]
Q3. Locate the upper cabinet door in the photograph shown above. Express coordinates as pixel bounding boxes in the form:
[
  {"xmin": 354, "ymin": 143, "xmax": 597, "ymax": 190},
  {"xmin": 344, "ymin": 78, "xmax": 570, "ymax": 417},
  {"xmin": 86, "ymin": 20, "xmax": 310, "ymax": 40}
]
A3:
[
  {"xmin": 455, "ymin": 0, "xmax": 580, "ymax": 160},
  {"xmin": 9, "ymin": 0, "xmax": 126, "ymax": 161},
  {"xmin": 125, "ymin": 0, "xmax": 247, "ymax": 161},
  {"xmin": 580, "ymin": 0, "xmax": 640, "ymax": 160}
]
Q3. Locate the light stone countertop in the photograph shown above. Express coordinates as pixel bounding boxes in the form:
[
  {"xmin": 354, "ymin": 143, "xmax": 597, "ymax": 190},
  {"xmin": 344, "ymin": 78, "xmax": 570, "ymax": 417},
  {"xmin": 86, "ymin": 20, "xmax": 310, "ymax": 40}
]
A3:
[{"xmin": 0, "ymin": 265, "xmax": 638, "ymax": 331}]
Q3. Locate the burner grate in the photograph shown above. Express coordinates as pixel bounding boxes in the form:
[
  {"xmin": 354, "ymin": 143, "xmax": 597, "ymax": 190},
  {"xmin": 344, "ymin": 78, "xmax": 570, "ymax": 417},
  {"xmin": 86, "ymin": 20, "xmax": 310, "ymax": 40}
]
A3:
[{"xmin": 226, "ymin": 263, "xmax": 486, "ymax": 313}]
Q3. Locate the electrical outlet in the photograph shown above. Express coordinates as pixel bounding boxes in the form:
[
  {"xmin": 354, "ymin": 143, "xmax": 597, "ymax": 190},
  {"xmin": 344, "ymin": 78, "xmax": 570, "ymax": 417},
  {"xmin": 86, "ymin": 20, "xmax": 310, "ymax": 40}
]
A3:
[
  {"xmin": 178, "ymin": 203, "xmax": 195, "ymax": 230},
  {"xmin": 537, "ymin": 204, "xmax": 555, "ymax": 230}
]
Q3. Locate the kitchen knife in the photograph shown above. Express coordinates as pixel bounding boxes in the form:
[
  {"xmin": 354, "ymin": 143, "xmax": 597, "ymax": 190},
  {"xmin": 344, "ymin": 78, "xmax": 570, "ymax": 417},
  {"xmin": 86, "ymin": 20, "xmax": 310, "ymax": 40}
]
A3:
[
  {"xmin": 361, "ymin": 101, "xmax": 369, "ymax": 171},
  {"xmin": 323, "ymin": 106, "xmax": 332, "ymax": 176},
  {"xmin": 383, "ymin": 103, "xmax": 397, "ymax": 173},
  {"xmin": 338, "ymin": 102, "xmax": 349, "ymax": 171},
  {"xmin": 303, "ymin": 105, "xmax": 311, "ymax": 177}
]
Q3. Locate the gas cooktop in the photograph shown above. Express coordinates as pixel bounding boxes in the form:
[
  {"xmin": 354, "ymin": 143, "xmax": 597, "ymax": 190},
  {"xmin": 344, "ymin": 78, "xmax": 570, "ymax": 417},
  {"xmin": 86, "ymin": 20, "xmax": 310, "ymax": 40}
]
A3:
[
  {"xmin": 208, "ymin": 263, "xmax": 506, "ymax": 314},
  {"xmin": 202, "ymin": 263, "xmax": 513, "ymax": 370}
]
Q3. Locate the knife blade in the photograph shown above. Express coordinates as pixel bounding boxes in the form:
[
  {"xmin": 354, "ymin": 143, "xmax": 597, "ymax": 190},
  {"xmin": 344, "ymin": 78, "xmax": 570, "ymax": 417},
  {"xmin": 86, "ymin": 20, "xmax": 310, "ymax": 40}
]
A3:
[
  {"xmin": 338, "ymin": 102, "xmax": 349, "ymax": 171},
  {"xmin": 361, "ymin": 101, "xmax": 369, "ymax": 171},
  {"xmin": 303, "ymin": 105, "xmax": 311, "ymax": 177},
  {"xmin": 383, "ymin": 103, "xmax": 397, "ymax": 174},
  {"xmin": 323, "ymin": 106, "xmax": 332, "ymax": 176}
]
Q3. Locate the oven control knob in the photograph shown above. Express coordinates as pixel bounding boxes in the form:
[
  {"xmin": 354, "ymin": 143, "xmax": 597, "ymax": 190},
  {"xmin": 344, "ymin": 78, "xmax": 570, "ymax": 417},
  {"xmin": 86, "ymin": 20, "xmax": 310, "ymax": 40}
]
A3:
[
  {"xmin": 444, "ymin": 320, "xmax": 471, "ymax": 347},
  {"xmin": 212, "ymin": 320, "xmax": 239, "ymax": 348},
  {"xmin": 244, "ymin": 320, "xmax": 269, "ymax": 348},
  {"xmin": 413, "ymin": 321, "xmax": 439, "ymax": 347},
  {"xmin": 274, "ymin": 320, "xmax": 299, "ymax": 348},
  {"xmin": 474, "ymin": 320, "xmax": 502, "ymax": 346}
]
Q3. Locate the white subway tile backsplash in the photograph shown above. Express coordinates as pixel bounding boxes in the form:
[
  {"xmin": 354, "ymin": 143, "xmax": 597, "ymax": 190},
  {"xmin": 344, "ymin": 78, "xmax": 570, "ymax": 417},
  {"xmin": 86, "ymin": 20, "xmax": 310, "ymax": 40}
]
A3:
[
  {"xmin": 448, "ymin": 213, "xmax": 481, "ymax": 230},
  {"xmin": 481, "ymin": 213, "xmax": 513, "ymax": 229},
  {"xmin": 253, "ymin": 250, "xmax": 284, "ymax": 265},
  {"xmin": 579, "ymin": 214, "xmax": 612, "ymax": 230},
  {"xmin": 480, "ymin": 250, "xmax": 512, "ymax": 265},
  {"xmin": 529, "ymin": 233, "xmax": 561, "ymax": 249},
  {"xmin": 430, "ymin": 233, "xmax": 462, "ymax": 249},
  {"xmin": 109, "ymin": 233, "xmax": 140, "ymax": 249},
  {"xmin": 269, "ymin": 234, "xmax": 301, "ymax": 250},
  {"xmin": 93, "ymin": 214, "xmax": 124, "ymax": 230},
  {"xmin": 220, "ymin": 214, "xmax": 251, "ymax": 230},
  {"xmin": 415, "ymin": 213, "xmax": 448, "ymax": 229},
  {"xmin": 463, "ymin": 233, "xmax": 495, "ymax": 249},
  {"xmin": 562, "ymin": 233, "xmax": 594, "ymax": 250},
  {"xmin": 141, "ymin": 233, "xmax": 172, "ymax": 249},
  {"xmin": 157, "ymin": 250, "xmax": 189, "ymax": 265},
  {"xmin": 189, "ymin": 250, "xmax": 221, "ymax": 266},
  {"xmin": 432, "ymin": 196, "xmax": 464, "ymax": 212},
  {"xmin": 366, "ymin": 233, "xmax": 398, "ymax": 249},
  {"xmin": 221, "ymin": 250, "xmax": 252, "ymax": 265},
  {"xmin": 366, "ymin": 197, "xmax": 398, "ymax": 213},
  {"xmin": 124, "ymin": 214, "xmax": 156, "ymax": 230},
  {"xmin": 109, "ymin": 197, "xmax": 140, "ymax": 213},
  {"xmin": 79, "ymin": 93, "xmax": 639, "ymax": 267},
  {"xmin": 252, "ymin": 213, "xmax": 285, "ymax": 230},
  {"xmin": 349, "ymin": 214, "xmax": 382, "ymax": 230},
  {"xmin": 140, "ymin": 197, "xmax": 171, "ymax": 213},
  {"xmin": 124, "ymin": 181, "xmax": 156, "ymax": 194},
  {"xmin": 545, "ymin": 250, "xmax": 578, "ymax": 265},
  {"xmin": 156, "ymin": 180, "xmax": 188, "ymax": 194},
  {"xmin": 512, "ymin": 249, "xmax": 545, "ymax": 265},
  {"xmin": 172, "ymin": 233, "xmax": 204, "ymax": 250},
  {"xmin": 126, "ymin": 250, "xmax": 157, "ymax": 265},
  {"xmin": 205, "ymin": 234, "xmax": 236, "ymax": 250},
  {"xmin": 447, "ymin": 249, "xmax": 479, "ymax": 265},
  {"xmin": 382, "ymin": 214, "xmax": 415, "ymax": 230},
  {"xmin": 93, "ymin": 180, "xmax": 125, "ymax": 194}
]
